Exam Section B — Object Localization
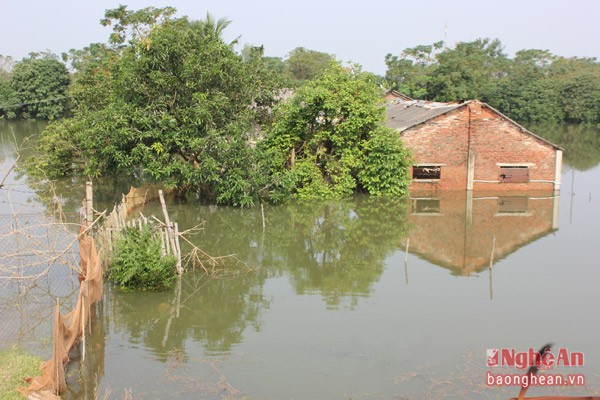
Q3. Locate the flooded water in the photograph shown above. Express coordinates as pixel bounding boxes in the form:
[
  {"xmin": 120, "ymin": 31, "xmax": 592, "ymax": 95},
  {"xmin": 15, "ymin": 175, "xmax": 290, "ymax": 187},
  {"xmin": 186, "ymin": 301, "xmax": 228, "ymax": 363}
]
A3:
[{"xmin": 1, "ymin": 121, "xmax": 600, "ymax": 399}]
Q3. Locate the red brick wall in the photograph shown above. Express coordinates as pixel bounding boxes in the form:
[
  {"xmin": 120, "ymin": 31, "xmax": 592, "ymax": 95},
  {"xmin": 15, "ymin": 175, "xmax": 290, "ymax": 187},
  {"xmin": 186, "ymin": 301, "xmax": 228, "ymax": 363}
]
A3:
[
  {"xmin": 400, "ymin": 101, "xmax": 558, "ymax": 192},
  {"xmin": 401, "ymin": 106, "xmax": 470, "ymax": 191},
  {"xmin": 469, "ymin": 103, "xmax": 557, "ymax": 191}
]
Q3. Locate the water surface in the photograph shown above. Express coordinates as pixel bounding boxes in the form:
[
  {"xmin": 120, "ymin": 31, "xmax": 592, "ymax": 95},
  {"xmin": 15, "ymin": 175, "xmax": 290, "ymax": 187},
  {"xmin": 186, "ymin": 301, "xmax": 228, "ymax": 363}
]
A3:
[{"xmin": 1, "ymin": 121, "xmax": 600, "ymax": 399}]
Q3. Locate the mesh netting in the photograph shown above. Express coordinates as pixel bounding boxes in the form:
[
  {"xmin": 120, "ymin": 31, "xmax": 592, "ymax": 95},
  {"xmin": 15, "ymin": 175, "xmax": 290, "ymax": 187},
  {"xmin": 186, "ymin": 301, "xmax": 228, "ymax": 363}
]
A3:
[{"xmin": 18, "ymin": 227, "xmax": 103, "ymax": 397}]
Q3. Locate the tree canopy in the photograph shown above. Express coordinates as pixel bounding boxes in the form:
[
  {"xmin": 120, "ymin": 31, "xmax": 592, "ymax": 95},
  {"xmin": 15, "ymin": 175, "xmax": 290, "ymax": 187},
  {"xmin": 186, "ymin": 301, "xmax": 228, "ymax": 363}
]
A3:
[
  {"xmin": 0, "ymin": 53, "xmax": 70, "ymax": 120},
  {"xmin": 385, "ymin": 38, "xmax": 600, "ymax": 125},
  {"xmin": 260, "ymin": 62, "xmax": 411, "ymax": 201},
  {"xmin": 30, "ymin": 6, "xmax": 279, "ymax": 206},
  {"xmin": 29, "ymin": 6, "xmax": 413, "ymax": 206}
]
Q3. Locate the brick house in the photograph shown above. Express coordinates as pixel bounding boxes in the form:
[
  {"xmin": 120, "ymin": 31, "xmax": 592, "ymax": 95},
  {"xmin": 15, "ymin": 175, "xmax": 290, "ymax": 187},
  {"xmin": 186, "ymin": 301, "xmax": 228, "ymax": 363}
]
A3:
[{"xmin": 386, "ymin": 99, "xmax": 564, "ymax": 192}]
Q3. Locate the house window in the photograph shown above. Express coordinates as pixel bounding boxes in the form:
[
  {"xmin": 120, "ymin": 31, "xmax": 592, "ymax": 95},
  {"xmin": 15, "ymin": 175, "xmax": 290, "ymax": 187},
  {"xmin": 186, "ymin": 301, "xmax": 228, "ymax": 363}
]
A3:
[
  {"xmin": 499, "ymin": 166, "xmax": 529, "ymax": 183},
  {"xmin": 413, "ymin": 165, "xmax": 441, "ymax": 180},
  {"xmin": 498, "ymin": 197, "xmax": 528, "ymax": 214},
  {"xmin": 412, "ymin": 199, "xmax": 440, "ymax": 214}
]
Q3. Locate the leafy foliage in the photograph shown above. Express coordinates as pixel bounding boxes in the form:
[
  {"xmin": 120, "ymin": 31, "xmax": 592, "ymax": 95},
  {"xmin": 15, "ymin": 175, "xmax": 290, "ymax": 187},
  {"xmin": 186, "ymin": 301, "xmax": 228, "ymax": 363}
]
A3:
[
  {"xmin": 0, "ymin": 54, "xmax": 70, "ymax": 120},
  {"xmin": 110, "ymin": 225, "xmax": 177, "ymax": 290},
  {"xmin": 0, "ymin": 79, "xmax": 18, "ymax": 119},
  {"xmin": 260, "ymin": 62, "xmax": 411, "ymax": 200},
  {"xmin": 284, "ymin": 47, "xmax": 334, "ymax": 85},
  {"xmin": 385, "ymin": 38, "xmax": 600, "ymax": 125},
  {"xmin": 30, "ymin": 6, "xmax": 279, "ymax": 206}
]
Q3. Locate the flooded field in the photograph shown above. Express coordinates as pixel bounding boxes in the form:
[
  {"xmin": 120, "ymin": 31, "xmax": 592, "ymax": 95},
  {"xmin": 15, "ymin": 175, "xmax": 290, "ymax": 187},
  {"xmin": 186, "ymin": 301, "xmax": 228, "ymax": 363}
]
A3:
[{"xmin": 1, "ymin": 121, "xmax": 600, "ymax": 399}]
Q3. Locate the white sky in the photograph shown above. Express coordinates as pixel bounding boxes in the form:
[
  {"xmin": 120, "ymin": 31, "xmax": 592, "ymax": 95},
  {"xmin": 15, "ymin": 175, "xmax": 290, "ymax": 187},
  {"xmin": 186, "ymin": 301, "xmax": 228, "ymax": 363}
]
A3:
[{"xmin": 2, "ymin": 0, "xmax": 599, "ymax": 75}]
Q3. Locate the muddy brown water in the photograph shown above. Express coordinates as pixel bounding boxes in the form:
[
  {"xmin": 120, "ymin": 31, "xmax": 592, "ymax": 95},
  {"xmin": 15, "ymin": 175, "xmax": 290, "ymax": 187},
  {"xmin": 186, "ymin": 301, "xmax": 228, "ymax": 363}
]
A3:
[{"xmin": 1, "ymin": 121, "xmax": 600, "ymax": 399}]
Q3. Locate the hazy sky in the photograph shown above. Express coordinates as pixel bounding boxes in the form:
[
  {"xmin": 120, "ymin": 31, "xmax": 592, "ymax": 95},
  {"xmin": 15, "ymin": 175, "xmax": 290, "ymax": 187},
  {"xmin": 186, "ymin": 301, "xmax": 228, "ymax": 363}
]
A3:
[{"xmin": 2, "ymin": 0, "xmax": 599, "ymax": 75}]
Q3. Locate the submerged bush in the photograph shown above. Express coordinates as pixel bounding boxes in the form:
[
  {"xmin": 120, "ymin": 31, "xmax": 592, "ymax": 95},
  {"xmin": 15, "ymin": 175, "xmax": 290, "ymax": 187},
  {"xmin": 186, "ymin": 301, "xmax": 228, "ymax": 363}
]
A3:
[{"xmin": 109, "ymin": 225, "xmax": 177, "ymax": 290}]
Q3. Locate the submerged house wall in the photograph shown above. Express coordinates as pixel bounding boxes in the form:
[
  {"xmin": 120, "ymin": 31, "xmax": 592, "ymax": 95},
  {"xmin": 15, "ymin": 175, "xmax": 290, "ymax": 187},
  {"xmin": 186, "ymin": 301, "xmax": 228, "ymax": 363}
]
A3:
[{"xmin": 386, "ymin": 100, "xmax": 563, "ymax": 193}]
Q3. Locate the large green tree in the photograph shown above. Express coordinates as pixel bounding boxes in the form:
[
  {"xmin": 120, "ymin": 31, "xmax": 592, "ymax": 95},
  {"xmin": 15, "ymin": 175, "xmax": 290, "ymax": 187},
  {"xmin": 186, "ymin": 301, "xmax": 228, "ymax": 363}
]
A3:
[
  {"xmin": 31, "ymin": 6, "xmax": 278, "ymax": 206},
  {"xmin": 2, "ymin": 54, "xmax": 70, "ymax": 120},
  {"xmin": 260, "ymin": 62, "xmax": 411, "ymax": 200},
  {"xmin": 284, "ymin": 47, "xmax": 334, "ymax": 85},
  {"xmin": 384, "ymin": 41, "xmax": 444, "ymax": 99}
]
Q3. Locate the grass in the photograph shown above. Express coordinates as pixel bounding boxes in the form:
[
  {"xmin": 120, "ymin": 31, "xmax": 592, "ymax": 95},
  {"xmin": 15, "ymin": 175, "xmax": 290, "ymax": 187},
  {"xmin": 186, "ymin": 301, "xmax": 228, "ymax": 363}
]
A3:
[{"xmin": 0, "ymin": 345, "xmax": 44, "ymax": 400}]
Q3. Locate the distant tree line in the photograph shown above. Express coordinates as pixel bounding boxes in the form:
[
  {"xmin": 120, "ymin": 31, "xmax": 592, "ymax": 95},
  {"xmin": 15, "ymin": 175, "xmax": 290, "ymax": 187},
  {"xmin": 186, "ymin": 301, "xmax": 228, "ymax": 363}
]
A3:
[{"xmin": 384, "ymin": 38, "xmax": 600, "ymax": 125}]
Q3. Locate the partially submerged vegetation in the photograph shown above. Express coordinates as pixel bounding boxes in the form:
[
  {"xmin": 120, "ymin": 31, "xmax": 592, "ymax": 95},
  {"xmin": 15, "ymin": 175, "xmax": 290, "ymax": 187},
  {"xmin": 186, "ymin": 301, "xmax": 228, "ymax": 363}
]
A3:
[
  {"xmin": 261, "ymin": 63, "xmax": 411, "ymax": 200},
  {"xmin": 23, "ymin": 6, "xmax": 412, "ymax": 206},
  {"xmin": 109, "ymin": 225, "xmax": 178, "ymax": 291},
  {"xmin": 2, "ymin": 5, "xmax": 598, "ymax": 208},
  {"xmin": 0, "ymin": 346, "xmax": 43, "ymax": 400}
]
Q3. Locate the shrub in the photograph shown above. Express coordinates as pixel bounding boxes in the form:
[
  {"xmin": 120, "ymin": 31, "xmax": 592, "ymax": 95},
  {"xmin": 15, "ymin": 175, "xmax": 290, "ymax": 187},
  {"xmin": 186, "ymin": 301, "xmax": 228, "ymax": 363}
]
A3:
[{"xmin": 109, "ymin": 225, "xmax": 177, "ymax": 290}]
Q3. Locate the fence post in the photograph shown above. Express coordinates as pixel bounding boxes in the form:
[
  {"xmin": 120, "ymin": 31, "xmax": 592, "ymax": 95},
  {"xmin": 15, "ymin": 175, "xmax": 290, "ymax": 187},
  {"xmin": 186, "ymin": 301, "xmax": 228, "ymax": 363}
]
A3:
[
  {"xmin": 158, "ymin": 190, "xmax": 182, "ymax": 275},
  {"xmin": 85, "ymin": 181, "xmax": 93, "ymax": 228}
]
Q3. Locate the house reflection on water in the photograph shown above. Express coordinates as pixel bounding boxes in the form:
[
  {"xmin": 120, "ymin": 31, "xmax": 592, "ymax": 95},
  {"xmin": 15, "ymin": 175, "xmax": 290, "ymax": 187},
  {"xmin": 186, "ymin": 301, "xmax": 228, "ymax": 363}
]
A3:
[{"xmin": 401, "ymin": 189, "xmax": 560, "ymax": 276}]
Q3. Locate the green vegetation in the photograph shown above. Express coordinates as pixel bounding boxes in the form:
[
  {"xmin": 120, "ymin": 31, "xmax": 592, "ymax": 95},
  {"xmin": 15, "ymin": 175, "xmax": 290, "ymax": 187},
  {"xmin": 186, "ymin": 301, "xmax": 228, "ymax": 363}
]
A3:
[
  {"xmin": 0, "ymin": 52, "xmax": 70, "ymax": 120},
  {"xmin": 260, "ymin": 62, "xmax": 411, "ymax": 201},
  {"xmin": 29, "ymin": 6, "xmax": 279, "ymax": 206},
  {"xmin": 384, "ymin": 38, "xmax": 600, "ymax": 125},
  {"xmin": 0, "ymin": 346, "xmax": 43, "ymax": 400},
  {"xmin": 284, "ymin": 47, "xmax": 334, "ymax": 85},
  {"xmin": 109, "ymin": 225, "xmax": 177, "ymax": 290},
  {"xmin": 27, "ymin": 6, "xmax": 410, "ymax": 206}
]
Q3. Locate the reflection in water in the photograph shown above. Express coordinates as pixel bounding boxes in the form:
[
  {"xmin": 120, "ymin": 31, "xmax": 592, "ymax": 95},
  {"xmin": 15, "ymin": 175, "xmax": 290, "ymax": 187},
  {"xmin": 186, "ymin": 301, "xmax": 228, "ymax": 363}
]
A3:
[
  {"xmin": 5, "ymin": 121, "xmax": 600, "ymax": 399},
  {"xmin": 263, "ymin": 197, "xmax": 411, "ymax": 307},
  {"xmin": 108, "ymin": 272, "xmax": 269, "ymax": 356},
  {"xmin": 64, "ymin": 302, "xmax": 105, "ymax": 400},
  {"xmin": 403, "ymin": 191, "xmax": 559, "ymax": 276},
  {"xmin": 529, "ymin": 124, "xmax": 600, "ymax": 171}
]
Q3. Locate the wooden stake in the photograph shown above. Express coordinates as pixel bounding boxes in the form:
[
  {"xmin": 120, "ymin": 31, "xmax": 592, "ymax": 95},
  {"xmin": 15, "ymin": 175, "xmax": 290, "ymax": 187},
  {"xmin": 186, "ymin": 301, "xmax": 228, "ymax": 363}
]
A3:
[
  {"xmin": 261, "ymin": 203, "xmax": 266, "ymax": 229},
  {"xmin": 81, "ymin": 297, "xmax": 86, "ymax": 363},
  {"xmin": 489, "ymin": 235, "xmax": 495, "ymax": 300},
  {"xmin": 174, "ymin": 222, "xmax": 182, "ymax": 274},
  {"xmin": 158, "ymin": 190, "xmax": 182, "ymax": 275},
  {"xmin": 85, "ymin": 181, "xmax": 93, "ymax": 228},
  {"xmin": 489, "ymin": 235, "xmax": 496, "ymax": 270}
]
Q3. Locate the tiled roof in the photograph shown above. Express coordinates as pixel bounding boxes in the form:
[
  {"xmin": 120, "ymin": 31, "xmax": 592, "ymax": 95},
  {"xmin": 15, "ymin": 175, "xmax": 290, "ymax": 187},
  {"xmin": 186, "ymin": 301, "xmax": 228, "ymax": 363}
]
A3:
[{"xmin": 386, "ymin": 99, "xmax": 464, "ymax": 132}]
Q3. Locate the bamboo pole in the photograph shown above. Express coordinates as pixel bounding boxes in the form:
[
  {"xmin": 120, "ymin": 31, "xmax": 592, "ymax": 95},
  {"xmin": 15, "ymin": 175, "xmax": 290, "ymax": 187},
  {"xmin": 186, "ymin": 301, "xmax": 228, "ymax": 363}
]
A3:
[
  {"xmin": 158, "ymin": 190, "xmax": 182, "ymax": 275},
  {"xmin": 261, "ymin": 203, "xmax": 266, "ymax": 229},
  {"xmin": 489, "ymin": 235, "xmax": 495, "ymax": 300},
  {"xmin": 159, "ymin": 228, "xmax": 166, "ymax": 257},
  {"xmin": 81, "ymin": 297, "xmax": 85, "ymax": 363},
  {"xmin": 85, "ymin": 181, "xmax": 93, "ymax": 228},
  {"xmin": 164, "ymin": 228, "xmax": 171, "ymax": 255},
  {"xmin": 175, "ymin": 277, "xmax": 181, "ymax": 318},
  {"xmin": 55, "ymin": 298, "xmax": 60, "ymax": 396},
  {"xmin": 174, "ymin": 222, "xmax": 182, "ymax": 274}
]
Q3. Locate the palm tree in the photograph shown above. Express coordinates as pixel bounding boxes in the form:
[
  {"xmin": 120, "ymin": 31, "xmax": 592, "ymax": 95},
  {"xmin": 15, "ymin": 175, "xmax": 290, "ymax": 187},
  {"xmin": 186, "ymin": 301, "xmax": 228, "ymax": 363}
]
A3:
[{"xmin": 192, "ymin": 12, "xmax": 240, "ymax": 46}]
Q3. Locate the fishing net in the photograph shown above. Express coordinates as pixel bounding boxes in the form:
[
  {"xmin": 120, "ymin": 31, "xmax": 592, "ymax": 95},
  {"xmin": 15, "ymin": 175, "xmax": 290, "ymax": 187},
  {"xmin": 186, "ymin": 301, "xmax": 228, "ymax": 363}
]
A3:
[{"xmin": 18, "ymin": 227, "xmax": 103, "ymax": 397}]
